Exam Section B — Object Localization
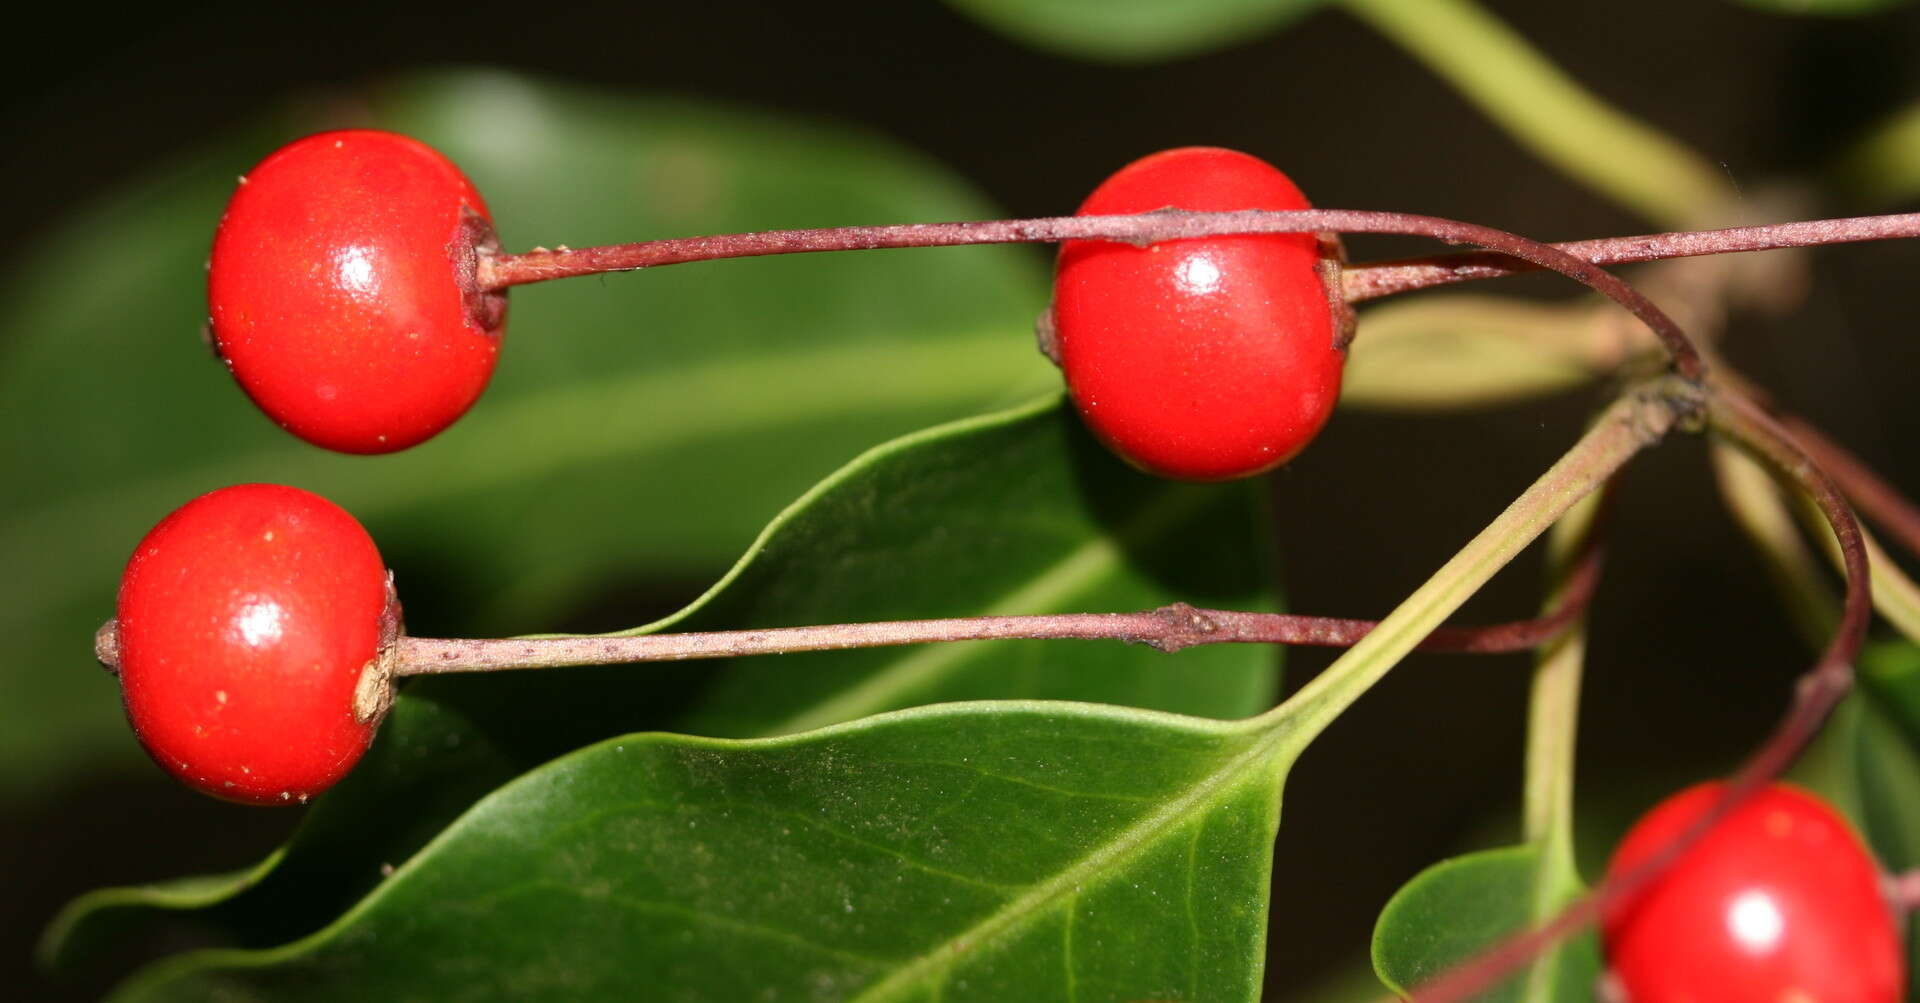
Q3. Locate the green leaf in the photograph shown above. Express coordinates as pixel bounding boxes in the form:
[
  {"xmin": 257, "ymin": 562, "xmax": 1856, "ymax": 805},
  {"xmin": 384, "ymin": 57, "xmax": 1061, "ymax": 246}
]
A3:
[
  {"xmin": 943, "ymin": 0, "xmax": 1329, "ymax": 63},
  {"xmin": 1797, "ymin": 643, "xmax": 1920, "ymax": 871},
  {"xmin": 1371, "ymin": 844, "xmax": 1598, "ymax": 1003},
  {"xmin": 1341, "ymin": 295, "xmax": 1609, "ymax": 411},
  {"xmin": 1791, "ymin": 646, "xmax": 1920, "ymax": 1000},
  {"xmin": 665, "ymin": 395, "xmax": 1278, "ymax": 736},
  {"xmin": 0, "ymin": 69, "xmax": 1055, "ymax": 800},
  {"xmin": 112, "ymin": 702, "xmax": 1295, "ymax": 1001},
  {"xmin": 45, "ymin": 396, "xmax": 1280, "ymax": 976},
  {"xmin": 1859, "ymin": 640, "xmax": 1920, "ymax": 752},
  {"xmin": 1833, "ymin": 100, "xmax": 1920, "ymax": 205}
]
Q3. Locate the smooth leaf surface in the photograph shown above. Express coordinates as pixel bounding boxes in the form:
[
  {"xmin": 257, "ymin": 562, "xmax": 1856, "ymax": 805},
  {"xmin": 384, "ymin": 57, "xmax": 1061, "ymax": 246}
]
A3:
[
  {"xmin": 46, "ymin": 396, "xmax": 1280, "ymax": 975},
  {"xmin": 944, "ymin": 0, "xmax": 1328, "ymax": 63},
  {"xmin": 1371, "ymin": 844, "xmax": 1598, "ymax": 1003},
  {"xmin": 0, "ymin": 69, "xmax": 1054, "ymax": 799},
  {"xmin": 113, "ymin": 702, "xmax": 1295, "ymax": 1002}
]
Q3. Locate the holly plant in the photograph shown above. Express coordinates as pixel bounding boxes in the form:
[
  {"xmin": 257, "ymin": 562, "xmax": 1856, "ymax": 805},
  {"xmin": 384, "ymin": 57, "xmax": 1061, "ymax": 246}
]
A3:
[{"xmin": 16, "ymin": 0, "xmax": 1920, "ymax": 1000}]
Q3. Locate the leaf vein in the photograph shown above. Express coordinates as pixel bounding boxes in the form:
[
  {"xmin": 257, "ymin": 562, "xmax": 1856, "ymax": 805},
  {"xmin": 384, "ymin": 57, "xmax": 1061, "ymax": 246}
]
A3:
[{"xmin": 846, "ymin": 725, "xmax": 1287, "ymax": 1002}]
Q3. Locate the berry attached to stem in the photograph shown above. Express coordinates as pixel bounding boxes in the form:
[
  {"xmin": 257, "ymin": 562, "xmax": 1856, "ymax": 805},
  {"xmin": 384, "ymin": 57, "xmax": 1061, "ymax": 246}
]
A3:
[
  {"xmin": 1050, "ymin": 147, "xmax": 1348, "ymax": 481},
  {"xmin": 208, "ymin": 130, "xmax": 507, "ymax": 454},
  {"xmin": 113, "ymin": 484, "xmax": 396, "ymax": 804},
  {"xmin": 1602, "ymin": 781, "xmax": 1904, "ymax": 1003}
]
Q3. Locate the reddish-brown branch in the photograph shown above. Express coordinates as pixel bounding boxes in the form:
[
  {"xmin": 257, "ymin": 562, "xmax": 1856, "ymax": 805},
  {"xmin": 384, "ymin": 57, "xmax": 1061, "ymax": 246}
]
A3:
[
  {"xmin": 1343, "ymin": 212, "xmax": 1920, "ymax": 301},
  {"xmin": 90, "ymin": 547, "xmax": 1600, "ymax": 678},
  {"xmin": 1705, "ymin": 370, "xmax": 1920, "ymax": 568},
  {"xmin": 1403, "ymin": 385, "xmax": 1871, "ymax": 1003},
  {"xmin": 479, "ymin": 207, "xmax": 1706, "ymax": 381},
  {"xmin": 1768, "ymin": 412, "xmax": 1920, "ymax": 564},
  {"xmin": 1890, "ymin": 868, "xmax": 1920, "ymax": 913},
  {"xmin": 386, "ymin": 549, "xmax": 1598, "ymax": 676}
]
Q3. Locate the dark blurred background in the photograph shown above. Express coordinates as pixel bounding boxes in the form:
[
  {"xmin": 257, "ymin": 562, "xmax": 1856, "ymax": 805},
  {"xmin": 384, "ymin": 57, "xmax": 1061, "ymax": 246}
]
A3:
[{"xmin": 5, "ymin": 1, "xmax": 1919, "ymax": 999}]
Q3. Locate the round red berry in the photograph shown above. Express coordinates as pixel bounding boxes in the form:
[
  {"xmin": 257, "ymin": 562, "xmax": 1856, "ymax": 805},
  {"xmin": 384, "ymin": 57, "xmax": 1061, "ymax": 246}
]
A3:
[
  {"xmin": 1051, "ymin": 146, "xmax": 1345, "ymax": 481},
  {"xmin": 1602, "ymin": 781, "xmax": 1904, "ymax": 1003},
  {"xmin": 114, "ymin": 484, "xmax": 392, "ymax": 804},
  {"xmin": 208, "ymin": 130, "xmax": 507, "ymax": 454}
]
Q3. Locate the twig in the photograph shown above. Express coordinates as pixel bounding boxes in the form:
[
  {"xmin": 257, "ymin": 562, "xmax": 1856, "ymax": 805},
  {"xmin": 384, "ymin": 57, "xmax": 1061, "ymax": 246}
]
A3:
[
  {"xmin": 382, "ymin": 554, "xmax": 1599, "ymax": 676},
  {"xmin": 1401, "ymin": 383, "xmax": 1871, "ymax": 1003},
  {"xmin": 1768, "ymin": 411, "xmax": 1920, "ymax": 565},
  {"xmin": 478, "ymin": 208, "xmax": 1707, "ymax": 380},
  {"xmin": 1342, "ymin": 213, "xmax": 1920, "ymax": 301}
]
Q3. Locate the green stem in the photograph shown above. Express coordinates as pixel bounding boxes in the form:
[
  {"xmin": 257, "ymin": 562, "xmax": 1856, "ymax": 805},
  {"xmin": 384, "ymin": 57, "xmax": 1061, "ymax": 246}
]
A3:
[
  {"xmin": 1270, "ymin": 378, "xmax": 1695, "ymax": 745},
  {"xmin": 1518, "ymin": 490, "xmax": 1600, "ymax": 1003},
  {"xmin": 1522, "ymin": 494, "xmax": 1598, "ymax": 848},
  {"xmin": 1710, "ymin": 440, "xmax": 1840, "ymax": 649},
  {"xmin": 1341, "ymin": 0, "xmax": 1732, "ymax": 228},
  {"xmin": 1791, "ymin": 495, "xmax": 1920, "ymax": 648},
  {"xmin": 1409, "ymin": 385, "xmax": 1870, "ymax": 1003}
]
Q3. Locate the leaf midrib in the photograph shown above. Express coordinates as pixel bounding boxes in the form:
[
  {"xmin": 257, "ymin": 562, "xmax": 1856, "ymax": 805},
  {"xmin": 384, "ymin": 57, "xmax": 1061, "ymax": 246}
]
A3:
[{"xmin": 848, "ymin": 719, "xmax": 1290, "ymax": 1003}]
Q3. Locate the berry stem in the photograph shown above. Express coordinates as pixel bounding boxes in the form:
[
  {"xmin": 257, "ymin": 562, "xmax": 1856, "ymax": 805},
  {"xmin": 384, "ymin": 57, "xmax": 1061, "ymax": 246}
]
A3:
[
  {"xmin": 1889, "ymin": 868, "xmax": 1920, "ymax": 913},
  {"xmin": 1710, "ymin": 440, "xmax": 1840, "ymax": 649},
  {"xmin": 481, "ymin": 207, "xmax": 1710, "ymax": 380},
  {"xmin": 1342, "ymin": 212, "xmax": 1920, "ymax": 301},
  {"xmin": 382, "ymin": 559, "xmax": 1598, "ymax": 676},
  {"xmin": 1769, "ymin": 409, "xmax": 1920, "ymax": 564},
  {"xmin": 93, "ymin": 545, "xmax": 1599, "ymax": 680},
  {"xmin": 1707, "ymin": 370, "xmax": 1920, "ymax": 637},
  {"xmin": 1402, "ymin": 383, "xmax": 1873, "ymax": 1003}
]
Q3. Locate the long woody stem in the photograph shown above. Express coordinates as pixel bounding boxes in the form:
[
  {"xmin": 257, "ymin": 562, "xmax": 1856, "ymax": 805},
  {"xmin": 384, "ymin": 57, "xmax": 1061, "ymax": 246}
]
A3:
[
  {"xmin": 482, "ymin": 208, "xmax": 1920, "ymax": 384},
  {"xmin": 483, "ymin": 207, "xmax": 1709, "ymax": 379},
  {"xmin": 390, "ymin": 561, "xmax": 1597, "ymax": 675},
  {"xmin": 1343, "ymin": 212, "xmax": 1920, "ymax": 301},
  {"xmin": 91, "ymin": 555, "xmax": 1599, "ymax": 680}
]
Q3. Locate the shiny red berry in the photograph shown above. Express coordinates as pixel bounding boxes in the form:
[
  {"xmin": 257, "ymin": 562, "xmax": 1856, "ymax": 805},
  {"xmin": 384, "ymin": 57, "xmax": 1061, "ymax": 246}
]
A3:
[
  {"xmin": 1602, "ymin": 781, "xmax": 1904, "ymax": 1003},
  {"xmin": 114, "ymin": 484, "xmax": 393, "ymax": 804},
  {"xmin": 1051, "ymin": 146, "xmax": 1346, "ymax": 481},
  {"xmin": 208, "ymin": 130, "xmax": 508, "ymax": 454}
]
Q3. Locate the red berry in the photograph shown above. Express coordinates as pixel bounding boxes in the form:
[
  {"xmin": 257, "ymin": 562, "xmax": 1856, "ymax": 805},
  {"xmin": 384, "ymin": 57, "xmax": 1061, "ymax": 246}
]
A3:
[
  {"xmin": 208, "ymin": 130, "xmax": 507, "ymax": 454},
  {"xmin": 1602, "ymin": 781, "xmax": 1904, "ymax": 1003},
  {"xmin": 114, "ymin": 484, "xmax": 392, "ymax": 804},
  {"xmin": 1051, "ymin": 146, "xmax": 1345, "ymax": 481}
]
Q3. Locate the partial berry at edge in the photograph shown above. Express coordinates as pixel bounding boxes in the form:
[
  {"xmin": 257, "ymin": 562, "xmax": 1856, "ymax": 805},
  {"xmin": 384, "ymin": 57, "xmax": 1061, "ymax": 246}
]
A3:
[
  {"xmin": 114, "ymin": 484, "xmax": 394, "ymax": 804},
  {"xmin": 208, "ymin": 129, "xmax": 507, "ymax": 454},
  {"xmin": 1052, "ymin": 146, "xmax": 1346, "ymax": 482},
  {"xmin": 1601, "ymin": 781, "xmax": 1903, "ymax": 1003}
]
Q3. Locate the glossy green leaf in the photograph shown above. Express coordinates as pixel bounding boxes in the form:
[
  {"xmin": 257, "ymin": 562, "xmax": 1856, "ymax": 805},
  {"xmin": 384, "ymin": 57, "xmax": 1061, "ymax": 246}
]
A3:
[
  {"xmin": 0, "ymin": 69, "xmax": 1056, "ymax": 799},
  {"xmin": 1371, "ymin": 844, "xmax": 1598, "ymax": 1002},
  {"xmin": 943, "ymin": 0, "xmax": 1329, "ymax": 63},
  {"xmin": 112, "ymin": 701, "xmax": 1294, "ymax": 1001},
  {"xmin": 1791, "ymin": 650, "xmax": 1920, "ymax": 1000},
  {"xmin": 45, "ymin": 395, "xmax": 1280, "ymax": 976}
]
